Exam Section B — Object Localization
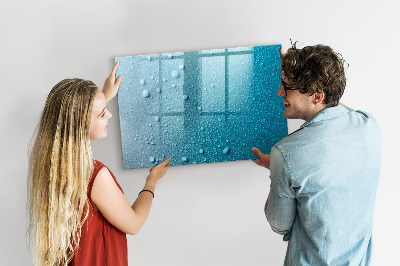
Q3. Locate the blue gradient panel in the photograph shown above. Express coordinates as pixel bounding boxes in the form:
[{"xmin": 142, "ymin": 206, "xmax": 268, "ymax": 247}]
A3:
[{"xmin": 115, "ymin": 44, "xmax": 287, "ymax": 169}]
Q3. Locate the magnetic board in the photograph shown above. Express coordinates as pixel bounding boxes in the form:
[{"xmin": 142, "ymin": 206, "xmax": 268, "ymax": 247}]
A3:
[{"xmin": 115, "ymin": 44, "xmax": 287, "ymax": 169}]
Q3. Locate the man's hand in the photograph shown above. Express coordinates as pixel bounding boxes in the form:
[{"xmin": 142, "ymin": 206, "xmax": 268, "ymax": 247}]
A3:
[
  {"xmin": 103, "ymin": 61, "xmax": 123, "ymax": 103},
  {"xmin": 264, "ymin": 199, "xmax": 269, "ymax": 213},
  {"xmin": 251, "ymin": 147, "xmax": 271, "ymax": 169}
]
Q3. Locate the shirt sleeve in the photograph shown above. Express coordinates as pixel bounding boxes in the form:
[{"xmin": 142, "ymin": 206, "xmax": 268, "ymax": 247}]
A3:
[{"xmin": 266, "ymin": 145, "xmax": 297, "ymax": 241}]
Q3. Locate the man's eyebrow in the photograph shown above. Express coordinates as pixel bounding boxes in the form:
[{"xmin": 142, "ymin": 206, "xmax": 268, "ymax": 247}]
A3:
[{"xmin": 281, "ymin": 79, "xmax": 288, "ymax": 86}]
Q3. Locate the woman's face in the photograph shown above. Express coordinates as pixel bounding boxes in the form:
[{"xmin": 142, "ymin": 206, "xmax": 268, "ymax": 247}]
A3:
[{"xmin": 90, "ymin": 89, "xmax": 112, "ymax": 141}]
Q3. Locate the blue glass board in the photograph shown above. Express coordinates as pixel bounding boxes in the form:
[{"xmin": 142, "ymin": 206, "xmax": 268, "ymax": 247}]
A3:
[{"xmin": 115, "ymin": 44, "xmax": 287, "ymax": 169}]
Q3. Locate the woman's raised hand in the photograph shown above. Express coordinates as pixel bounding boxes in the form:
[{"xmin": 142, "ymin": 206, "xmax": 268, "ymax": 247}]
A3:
[{"xmin": 103, "ymin": 61, "xmax": 123, "ymax": 103}]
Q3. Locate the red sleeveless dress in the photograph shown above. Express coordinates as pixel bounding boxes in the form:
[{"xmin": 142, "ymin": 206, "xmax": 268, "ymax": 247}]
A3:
[{"xmin": 69, "ymin": 160, "xmax": 128, "ymax": 266}]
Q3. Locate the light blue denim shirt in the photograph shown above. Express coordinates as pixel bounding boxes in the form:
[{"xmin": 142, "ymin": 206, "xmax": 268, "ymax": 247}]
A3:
[{"xmin": 266, "ymin": 105, "xmax": 382, "ymax": 266}]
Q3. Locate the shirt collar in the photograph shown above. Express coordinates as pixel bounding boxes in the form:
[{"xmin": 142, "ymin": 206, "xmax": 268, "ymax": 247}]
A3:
[{"xmin": 300, "ymin": 105, "xmax": 349, "ymax": 129}]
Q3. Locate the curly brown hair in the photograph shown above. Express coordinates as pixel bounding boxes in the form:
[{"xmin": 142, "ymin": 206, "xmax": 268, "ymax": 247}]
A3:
[{"xmin": 281, "ymin": 42, "xmax": 348, "ymax": 107}]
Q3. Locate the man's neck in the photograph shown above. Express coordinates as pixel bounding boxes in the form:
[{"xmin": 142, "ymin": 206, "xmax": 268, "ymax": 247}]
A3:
[{"xmin": 304, "ymin": 104, "xmax": 328, "ymax": 121}]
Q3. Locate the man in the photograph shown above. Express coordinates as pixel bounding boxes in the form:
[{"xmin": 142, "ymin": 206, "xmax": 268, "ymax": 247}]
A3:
[{"xmin": 251, "ymin": 43, "xmax": 381, "ymax": 265}]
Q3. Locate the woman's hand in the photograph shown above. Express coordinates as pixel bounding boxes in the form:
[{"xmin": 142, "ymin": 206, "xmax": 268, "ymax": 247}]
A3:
[
  {"xmin": 103, "ymin": 61, "xmax": 123, "ymax": 103},
  {"xmin": 146, "ymin": 158, "xmax": 171, "ymax": 185}
]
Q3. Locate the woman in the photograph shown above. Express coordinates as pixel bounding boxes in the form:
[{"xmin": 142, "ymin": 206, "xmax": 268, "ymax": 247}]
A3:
[{"xmin": 27, "ymin": 62, "xmax": 171, "ymax": 266}]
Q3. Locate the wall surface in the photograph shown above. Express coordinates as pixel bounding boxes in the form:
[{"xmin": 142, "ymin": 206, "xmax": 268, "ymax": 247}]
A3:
[{"xmin": 0, "ymin": 0, "xmax": 399, "ymax": 265}]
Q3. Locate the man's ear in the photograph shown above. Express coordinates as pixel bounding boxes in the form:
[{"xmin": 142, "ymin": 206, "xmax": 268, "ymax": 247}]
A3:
[{"xmin": 313, "ymin": 92, "xmax": 325, "ymax": 104}]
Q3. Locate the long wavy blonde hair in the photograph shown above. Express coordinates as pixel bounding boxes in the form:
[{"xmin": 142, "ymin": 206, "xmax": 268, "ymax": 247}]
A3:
[{"xmin": 28, "ymin": 79, "xmax": 98, "ymax": 265}]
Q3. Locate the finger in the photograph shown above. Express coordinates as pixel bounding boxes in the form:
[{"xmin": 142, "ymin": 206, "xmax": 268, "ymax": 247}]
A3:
[
  {"xmin": 251, "ymin": 147, "xmax": 264, "ymax": 157},
  {"xmin": 111, "ymin": 61, "xmax": 120, "ymax": 77},
  {"xmin": 161, "ymin": 158, "xmax": 171, "ymax": 166},
  {"xmin": 115, "ymin": 75, "xmax": 123, "ymax": 86},
  {"xmin": 280, "ymin": 46, "xmax": 285, "ymax": 57}
]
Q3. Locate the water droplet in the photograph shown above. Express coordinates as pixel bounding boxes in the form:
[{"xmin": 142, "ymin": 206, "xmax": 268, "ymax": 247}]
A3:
[
  {"xmin": 156, "ymin": 87, "xmax": 161, "ymax": 93},
  {"xmin": 142, "ymin": 90, "xmax": 150, "ymax": 98},
  {"xmin": 168, "ymin": 54, "xmax": 173, "ymax": 59},
  {"xmin": 154, "ymin": 116, "xmax": 160, "ymax": 122},
  {"xmin": 149, "ymin": 157, "xmax": 155, "ymax": 162},
  {"xmin": 150, "ymin": 76, "xmax": 154, "ymax": 80},
  {"xmin": 147, "ymin": 56, "xmax": 152, "ymax": 61},
  {"xmin": 163, "ymin": 78, "xmax": 167, "ymax": 82},
  {"xmin": 171, "ymin": 70, "xmax": 180, "ymax": 79},
  {"xmin": 140, "ymin": 79, "xmax": 146, "ymax": 85},
  {"xmin": 211, "ymin": 83, "xmax": 215, "ymax": 88},
  {"xmin": 172, "ymin": 84, "xmax": 176, "ymax": 88},
  {"xmin": 182, "ymin": 157, "xmax": 188, "ymax": 162},
  {"xmin": 199, "ymin": 149, "xmax": 204, "ymax": 154},
  {"xmin": 223, "ymin": 147, "xmax": 230, "ymax": 154},
  {"xmin": 183, "ymin": 95, "xmax": 188, "ymax": 100},
  {"xmin": 179, "ymin": 64, "xmax": 184, "ymax": 70}
]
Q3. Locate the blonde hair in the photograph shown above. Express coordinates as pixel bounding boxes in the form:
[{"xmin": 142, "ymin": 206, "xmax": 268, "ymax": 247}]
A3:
[{"xmin": 28, "ymin": 79, "xmax": 98, "ymax": 265}]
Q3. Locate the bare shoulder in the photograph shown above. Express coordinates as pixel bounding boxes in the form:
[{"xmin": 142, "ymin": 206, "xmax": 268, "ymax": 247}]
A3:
[
  {"xmin": 95, "ymin": 166, "xmax": 113, "ymax": 182},
  {"xmin": 91, "ymin": 166, "xmax": 120, "ymax": 202},
  {"xmin": 90, "ymin": 164, "xmax": 136, "ymax": 234}
]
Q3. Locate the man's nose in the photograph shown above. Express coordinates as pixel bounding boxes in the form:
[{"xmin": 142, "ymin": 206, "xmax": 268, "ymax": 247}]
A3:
[{"xmin": 277, "ymin": 85, "xmax": 285, "ymax": 97}]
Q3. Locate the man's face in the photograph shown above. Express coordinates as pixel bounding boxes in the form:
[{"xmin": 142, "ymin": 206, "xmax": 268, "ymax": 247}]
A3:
[{"xmin": 277, "ymin": 74, "xmax": 315, "ymax": 121}]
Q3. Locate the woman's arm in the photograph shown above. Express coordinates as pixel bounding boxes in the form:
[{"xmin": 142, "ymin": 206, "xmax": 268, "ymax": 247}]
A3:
[{"xmin": 91, "ymin": 158, "xmax": 171, "ymax": 235}]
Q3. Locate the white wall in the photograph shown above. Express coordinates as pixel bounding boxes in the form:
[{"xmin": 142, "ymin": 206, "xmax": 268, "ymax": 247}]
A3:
[{"xmin": 1, "ymin": 0, "xmax": 398, "ymax": 265}]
